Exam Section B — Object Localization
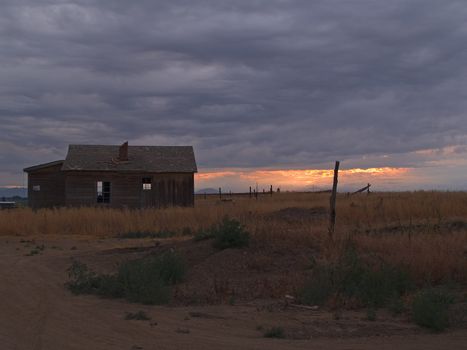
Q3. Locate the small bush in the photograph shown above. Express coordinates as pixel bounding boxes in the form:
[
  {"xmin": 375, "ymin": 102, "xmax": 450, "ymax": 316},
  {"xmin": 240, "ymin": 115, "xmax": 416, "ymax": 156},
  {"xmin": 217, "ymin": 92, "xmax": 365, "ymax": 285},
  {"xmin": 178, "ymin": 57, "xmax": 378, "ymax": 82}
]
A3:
[
  {"xmin": 194, "ymin": 217, "xmax": 250, "ymax": 249},
  {"xmin": 412, "ymin": 288, "xmax": 454, "ymax": 331},
  {"xmin": 298, "ymin": 247, "xmax": 413, "ymax": 308},
  {"xmin": 66, "ymin": 260, "xmax": 100, "ymax": 295},
  {"xmin": 66, "ymin": 251, "xmax": 186, "ymax": 305},
  {"xmin": 212, "ymin": 217, "xmax": 250, "ymax": 249},
  {"xmin": 263, "ymin": 326, "xmax": 285, "ymax": 339},
  {"xmin": 125, "ymin": 311, "xmax": 151, "ymax": 320}
]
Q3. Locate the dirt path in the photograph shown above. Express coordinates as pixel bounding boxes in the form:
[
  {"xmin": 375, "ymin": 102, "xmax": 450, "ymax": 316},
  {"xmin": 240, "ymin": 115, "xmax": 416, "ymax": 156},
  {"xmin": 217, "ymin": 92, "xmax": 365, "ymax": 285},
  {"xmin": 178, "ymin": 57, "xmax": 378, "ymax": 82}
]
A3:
[{"xmin": 0, "ymin": 236, "xmax": 466, "ymax": 350}]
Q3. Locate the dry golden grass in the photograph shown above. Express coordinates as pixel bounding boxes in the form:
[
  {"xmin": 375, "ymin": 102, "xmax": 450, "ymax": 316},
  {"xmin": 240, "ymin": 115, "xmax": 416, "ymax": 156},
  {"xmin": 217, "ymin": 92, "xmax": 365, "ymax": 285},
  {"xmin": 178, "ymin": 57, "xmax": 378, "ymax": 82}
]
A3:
[{"xmin": 1, "ymin": 191, "xmax": 466, "ymax": 283}]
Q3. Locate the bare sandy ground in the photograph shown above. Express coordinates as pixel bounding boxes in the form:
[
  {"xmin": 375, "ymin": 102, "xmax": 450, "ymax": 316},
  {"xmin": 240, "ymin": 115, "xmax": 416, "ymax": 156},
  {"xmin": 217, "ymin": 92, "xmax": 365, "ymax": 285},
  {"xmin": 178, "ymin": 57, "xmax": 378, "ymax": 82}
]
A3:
[{"xmin": 0, "ymin": 236, "xmax": 466, "ymax": 350}]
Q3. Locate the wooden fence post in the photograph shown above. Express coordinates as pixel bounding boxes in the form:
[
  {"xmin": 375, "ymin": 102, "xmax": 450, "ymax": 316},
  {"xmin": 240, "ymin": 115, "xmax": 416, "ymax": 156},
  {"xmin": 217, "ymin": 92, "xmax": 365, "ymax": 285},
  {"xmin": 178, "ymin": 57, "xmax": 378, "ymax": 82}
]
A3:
[
  {"xmin": 270, "ymin": 185, "xmax": 273, "ymax": 196},
  {"xmin": 328, "ymin": 161, "xmax": 340, "ymax": 240},
  {"xmin": 249, "ymin": 186, "xmax": 252, "ymax": 199},
  {"xmin": 219, "ymin": 187, "xmax": 222, "ymax": 200}
]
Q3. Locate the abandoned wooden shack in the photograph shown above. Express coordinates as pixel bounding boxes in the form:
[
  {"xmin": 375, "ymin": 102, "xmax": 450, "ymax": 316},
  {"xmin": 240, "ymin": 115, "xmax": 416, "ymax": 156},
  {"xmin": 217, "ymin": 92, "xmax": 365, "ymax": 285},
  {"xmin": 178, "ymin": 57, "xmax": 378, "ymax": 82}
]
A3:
[{"xmin": 23, "ymin": 143, "xmax": 197, "ymax": 209}]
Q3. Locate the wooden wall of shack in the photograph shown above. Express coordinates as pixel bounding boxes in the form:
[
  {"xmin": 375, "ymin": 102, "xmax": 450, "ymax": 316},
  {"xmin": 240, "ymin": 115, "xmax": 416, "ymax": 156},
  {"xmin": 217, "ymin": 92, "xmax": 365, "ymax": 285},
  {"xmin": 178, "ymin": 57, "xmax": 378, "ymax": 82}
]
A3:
[
  {"xmin": 27, "ymin": 163, "xmax": 66, "ymax": 209},
  {"xmin": 65, "ymin": 171, "xmax": 194, "ymax": 208},
  {"xmin": 27, "ymin": 167, "xmax": 194, "ymax": 209}
]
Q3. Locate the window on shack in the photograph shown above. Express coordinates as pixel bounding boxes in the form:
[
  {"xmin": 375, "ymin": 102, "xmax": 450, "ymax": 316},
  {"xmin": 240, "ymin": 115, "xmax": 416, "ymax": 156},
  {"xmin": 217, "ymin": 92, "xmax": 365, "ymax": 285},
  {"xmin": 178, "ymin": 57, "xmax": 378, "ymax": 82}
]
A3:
[
  {"xmin": 142, "ymin": 177, "xmax": 152, "ymax": 190},
  {"xmin": 97, "ymin": 181, "xmax": 111, "ymax": 203},
  {"xmin": 33, "ymin": 185, "xmax": 40, "ymax": 191}
]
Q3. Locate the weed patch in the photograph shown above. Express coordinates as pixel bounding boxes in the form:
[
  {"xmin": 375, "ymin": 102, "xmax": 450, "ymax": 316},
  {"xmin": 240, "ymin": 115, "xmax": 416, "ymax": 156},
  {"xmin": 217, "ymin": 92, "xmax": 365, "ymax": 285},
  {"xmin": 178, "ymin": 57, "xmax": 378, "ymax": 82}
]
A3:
[
  {"xmin": 299, "ymin": 246, "xmax": 413, "ymax": 308},
  {"xmin": 194, "ymin": 217, "xmax": 250, "ymax": 249},
  {"xmin": 66, "ymin": 251, "xmax": 186, "ymax": 305}
]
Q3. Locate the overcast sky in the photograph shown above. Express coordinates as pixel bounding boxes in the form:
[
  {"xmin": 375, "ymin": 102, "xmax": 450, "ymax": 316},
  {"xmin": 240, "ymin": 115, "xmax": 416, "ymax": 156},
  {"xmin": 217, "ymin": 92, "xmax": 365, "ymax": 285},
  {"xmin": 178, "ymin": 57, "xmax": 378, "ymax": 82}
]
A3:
[{"xmin": 1, "ymin": 0, "xmax": 467, "ymax": 190}]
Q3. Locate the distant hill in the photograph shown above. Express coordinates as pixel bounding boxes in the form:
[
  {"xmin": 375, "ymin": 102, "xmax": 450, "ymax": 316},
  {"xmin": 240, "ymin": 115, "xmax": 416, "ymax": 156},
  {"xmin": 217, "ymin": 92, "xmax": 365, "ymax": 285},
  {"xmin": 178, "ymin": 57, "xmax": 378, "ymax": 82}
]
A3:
[
  {"xmin": 196, "ymin": 188, "xmax": 219, "ymax": 194},
  {"xmin": 0, "ymin": 187, "xmax": 27, "ymax": 199}
]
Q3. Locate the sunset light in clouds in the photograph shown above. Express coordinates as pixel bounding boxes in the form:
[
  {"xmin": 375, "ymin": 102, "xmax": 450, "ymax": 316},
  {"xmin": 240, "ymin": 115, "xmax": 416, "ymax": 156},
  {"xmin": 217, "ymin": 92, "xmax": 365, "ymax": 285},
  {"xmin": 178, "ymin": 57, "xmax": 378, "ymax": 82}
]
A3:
[
  {"xmin": 196, "ymin": 167, "xmax": 411, "ymax": 192},
  {"xmin": 1, "ymin": 1, "xmax": 467, "ymax": 192}
]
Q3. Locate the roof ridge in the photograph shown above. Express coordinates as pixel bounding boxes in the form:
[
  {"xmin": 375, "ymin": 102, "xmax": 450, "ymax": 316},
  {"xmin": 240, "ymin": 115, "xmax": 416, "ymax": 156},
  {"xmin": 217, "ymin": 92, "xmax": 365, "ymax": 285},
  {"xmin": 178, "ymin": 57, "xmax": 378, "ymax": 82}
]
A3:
[{"xmin": 60, "ymin": 145, "xmax": 197, "ymax": 173}]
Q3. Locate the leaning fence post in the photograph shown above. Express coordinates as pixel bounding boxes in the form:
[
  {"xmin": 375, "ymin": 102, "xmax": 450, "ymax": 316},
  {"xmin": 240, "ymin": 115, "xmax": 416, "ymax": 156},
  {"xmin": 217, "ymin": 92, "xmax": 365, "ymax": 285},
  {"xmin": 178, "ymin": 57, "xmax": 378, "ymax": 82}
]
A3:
[{"xmin": 328, "ymin": 161, "xmax": 340, "ymax": 240}]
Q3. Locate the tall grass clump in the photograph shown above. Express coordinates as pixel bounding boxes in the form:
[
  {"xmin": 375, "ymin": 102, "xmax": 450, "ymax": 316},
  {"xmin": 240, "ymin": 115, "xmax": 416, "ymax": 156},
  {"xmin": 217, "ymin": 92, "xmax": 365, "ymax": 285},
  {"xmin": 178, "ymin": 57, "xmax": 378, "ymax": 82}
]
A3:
[
  {"xmin": 299, "ymin": 246, "xmax": 413, "ymax": 308},
  {"xmin": 66, "ymin": 251, "xmax": 186, "ymax": 305}
]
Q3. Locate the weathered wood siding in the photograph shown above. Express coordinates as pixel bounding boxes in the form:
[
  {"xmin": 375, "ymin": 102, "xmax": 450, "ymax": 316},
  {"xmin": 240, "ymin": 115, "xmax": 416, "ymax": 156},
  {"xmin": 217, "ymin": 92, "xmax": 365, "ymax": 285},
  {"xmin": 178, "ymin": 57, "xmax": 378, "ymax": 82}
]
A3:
[
  {"xmin": 64, "ymin": 172, "xmax": 194, "ymax": 208},
  {"xmin": 27, "ymin": 164, "xmax": 66, "ymax": 209}
]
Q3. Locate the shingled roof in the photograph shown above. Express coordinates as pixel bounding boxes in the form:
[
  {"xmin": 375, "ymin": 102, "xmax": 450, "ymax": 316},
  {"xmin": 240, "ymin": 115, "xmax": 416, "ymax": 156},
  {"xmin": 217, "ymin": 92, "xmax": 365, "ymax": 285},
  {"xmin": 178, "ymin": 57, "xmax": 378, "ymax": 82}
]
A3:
[{"xmin": 61, "ymin": 145, "xmax": 197, "ymax": 173}]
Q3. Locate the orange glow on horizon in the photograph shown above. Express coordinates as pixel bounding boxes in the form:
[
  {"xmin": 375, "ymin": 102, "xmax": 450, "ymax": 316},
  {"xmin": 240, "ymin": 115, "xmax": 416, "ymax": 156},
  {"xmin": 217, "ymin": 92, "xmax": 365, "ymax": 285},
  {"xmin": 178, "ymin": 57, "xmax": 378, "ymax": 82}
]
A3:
[
  {"xmin": 195, "ymin": 167, "xmax": 410, "ymax": 190},
  {"xmin": 196, "ymin": 171, "xmax": 238, "ymax": 180}
]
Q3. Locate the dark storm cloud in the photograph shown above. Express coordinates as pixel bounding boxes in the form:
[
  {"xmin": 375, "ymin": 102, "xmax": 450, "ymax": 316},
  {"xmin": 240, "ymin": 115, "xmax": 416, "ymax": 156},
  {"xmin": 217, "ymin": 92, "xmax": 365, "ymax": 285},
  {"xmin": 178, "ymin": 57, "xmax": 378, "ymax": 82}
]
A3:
[{"xmin": 1, "ymin": 0, "xmax": 467, "ymax": 184}]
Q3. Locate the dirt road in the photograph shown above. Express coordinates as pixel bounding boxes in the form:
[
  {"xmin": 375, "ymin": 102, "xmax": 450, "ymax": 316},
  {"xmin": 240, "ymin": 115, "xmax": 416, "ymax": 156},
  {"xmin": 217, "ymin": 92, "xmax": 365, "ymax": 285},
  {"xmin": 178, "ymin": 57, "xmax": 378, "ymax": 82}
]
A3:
[{"xmin": 0, "ymin": 236, "xmax": 466, "ymax": 350}]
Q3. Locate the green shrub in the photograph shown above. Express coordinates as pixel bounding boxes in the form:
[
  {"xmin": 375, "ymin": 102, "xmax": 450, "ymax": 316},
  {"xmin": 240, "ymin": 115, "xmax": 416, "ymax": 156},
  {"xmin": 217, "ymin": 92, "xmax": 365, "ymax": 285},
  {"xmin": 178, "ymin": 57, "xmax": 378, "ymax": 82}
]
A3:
[
  {"xmin": 412, "ymin": 288, "xmax": 454, "ymax": 331},
  {"xmin": 263, "ymin": 326, "xmax": 285, "ymax": 338},
  {"xmin": 298, "ymin": 247, "xmax": 413, "ymax": 308},
  {"xmin": 66, "ymin": 260, "xmax": 100, "ymax": 294},
  {"xmin": 212, "ymin": 217, "xmax": 250, "ymax": 249},
  {"xmin": 117, "ymin": 258, "xmax": 168, "ymax": 304},
  {"xmin": 194, "ymin": 217, "xmax": 250, "ymax": 249},
  {"xmin": 66, "ymin": 251, "xmax": 186, "ymax": 305},
  {"xmin": 156, "ymin": 250, "xmax": 187, "ymax": 284},
  {"xmin": 355, "ymin": 263, "xmax": 413, "ymax": 308}
]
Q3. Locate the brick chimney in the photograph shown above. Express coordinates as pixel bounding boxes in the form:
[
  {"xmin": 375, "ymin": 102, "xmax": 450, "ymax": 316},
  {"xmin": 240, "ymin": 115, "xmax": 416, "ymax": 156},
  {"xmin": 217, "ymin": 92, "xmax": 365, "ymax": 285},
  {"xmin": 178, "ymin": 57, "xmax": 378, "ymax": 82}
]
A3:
[{"xmin": 118, "ymin": 141, "xmax": 129, "ymax": 161}]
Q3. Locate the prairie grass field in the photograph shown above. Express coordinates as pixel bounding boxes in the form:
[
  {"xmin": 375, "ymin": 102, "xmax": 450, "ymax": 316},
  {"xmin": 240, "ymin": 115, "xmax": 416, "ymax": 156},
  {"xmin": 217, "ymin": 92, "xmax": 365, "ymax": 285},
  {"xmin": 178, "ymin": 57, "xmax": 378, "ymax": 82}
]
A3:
[
  {"xmin": 1, "ymin": 191, "xmax": 467, "ymax": 348},
  {"xmin": 1, "ymin": 191, "xmax": 466, "ymax": 284}
]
